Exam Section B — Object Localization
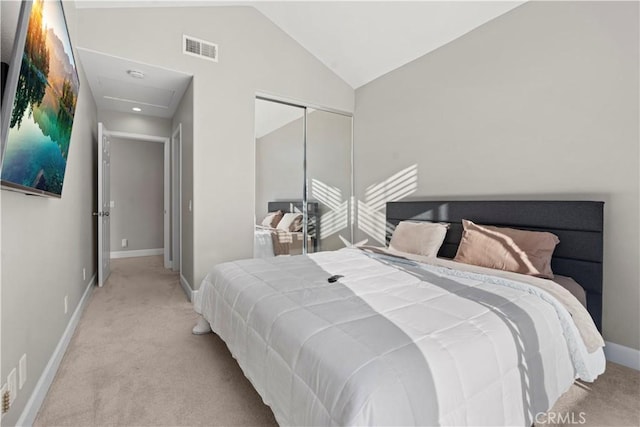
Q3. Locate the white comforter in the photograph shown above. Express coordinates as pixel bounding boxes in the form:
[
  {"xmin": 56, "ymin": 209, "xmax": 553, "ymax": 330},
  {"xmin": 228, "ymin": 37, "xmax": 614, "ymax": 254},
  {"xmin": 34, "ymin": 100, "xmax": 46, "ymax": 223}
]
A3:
[
  {"xmin": 194, "ymin": 249, "xmax": 605, "ymax": 426},
  {"xmin": 254, "ymin": 226, "xmax": 276, "ymax": 258}
]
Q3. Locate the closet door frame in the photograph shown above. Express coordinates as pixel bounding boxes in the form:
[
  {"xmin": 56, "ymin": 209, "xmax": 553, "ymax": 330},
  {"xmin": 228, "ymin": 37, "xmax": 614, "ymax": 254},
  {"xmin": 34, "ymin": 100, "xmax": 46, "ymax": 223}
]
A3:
[{"xmin": 255, "ymin": 93, "xmax": 354, "ymax": 254}]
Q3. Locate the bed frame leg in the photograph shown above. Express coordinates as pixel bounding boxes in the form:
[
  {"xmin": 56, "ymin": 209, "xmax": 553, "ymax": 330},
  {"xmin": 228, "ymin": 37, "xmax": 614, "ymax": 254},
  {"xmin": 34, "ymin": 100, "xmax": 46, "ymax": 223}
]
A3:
[{"xmin": 192, "ymin": 316, "xmax": 212, "ymax": 335}]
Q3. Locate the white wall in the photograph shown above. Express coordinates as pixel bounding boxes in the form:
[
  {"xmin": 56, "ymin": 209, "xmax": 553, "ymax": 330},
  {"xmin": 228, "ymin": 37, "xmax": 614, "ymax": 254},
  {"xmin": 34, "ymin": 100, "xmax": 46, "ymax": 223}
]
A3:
[
  {"xmin": 98, "ymin": 109, "xmax": 172, "ymax": 138},
  {"xmin": 353, "ymin": 1, "xmax": 639, "ymax": 350},
  {"xmin": 110, "ymin": 137, "xmax": 164, "ymax": 253},
  {"xmin": 0, "ymin": 1, "xmax": 98, "ymax": 424},
  {"xmin": 76, "ymin": 5, "xmax": 354, "ymax": 289}
]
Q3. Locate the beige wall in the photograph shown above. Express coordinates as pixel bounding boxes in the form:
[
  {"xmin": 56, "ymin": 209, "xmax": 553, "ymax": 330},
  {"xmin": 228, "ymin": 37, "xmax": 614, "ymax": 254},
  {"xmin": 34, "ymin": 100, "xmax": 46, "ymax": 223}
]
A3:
[
  {"xmin": 0, "ymin": 1, "xmax": 98, "ymax": 424},
  {"xmin": 76, "ymin": 5, "xmax": 354, "ymax": 289},
  {"xmin": 353, "ymin": 1, "xmax": 639, "ymax": 350},
  {"xmin": 109, "ymin": 137, "xmax": 164, "ymax": 252}
]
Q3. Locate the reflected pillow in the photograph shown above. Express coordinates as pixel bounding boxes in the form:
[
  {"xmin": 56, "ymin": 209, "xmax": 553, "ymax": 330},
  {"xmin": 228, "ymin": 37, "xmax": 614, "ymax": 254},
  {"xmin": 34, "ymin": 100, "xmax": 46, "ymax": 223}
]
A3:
[
  {"xmin": 389, "ymin": 221, "xmax": 449, "ymax": 257},
  {"xmin": 261, "ymin": 210, "xmax": 284, "ymax": 228},
  {"xmin": 277, "ymin": 212, "xmax": 303, "ymax": 232},
  {"xmin": 453, "ymin": 219, "xmax": 559, "ymax": 279}
]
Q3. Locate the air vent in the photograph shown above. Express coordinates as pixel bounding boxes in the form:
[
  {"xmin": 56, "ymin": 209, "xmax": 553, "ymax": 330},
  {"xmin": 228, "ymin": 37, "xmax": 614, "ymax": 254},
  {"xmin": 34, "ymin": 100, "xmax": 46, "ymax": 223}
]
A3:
[{"xmin": 183, "ymin": 35, "xmax": 218, "ymax": 62}]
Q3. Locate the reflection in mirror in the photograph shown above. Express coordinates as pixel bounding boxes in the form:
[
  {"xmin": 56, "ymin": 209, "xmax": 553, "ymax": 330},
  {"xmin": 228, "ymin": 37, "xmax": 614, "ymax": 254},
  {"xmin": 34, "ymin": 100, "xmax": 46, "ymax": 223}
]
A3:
[
  {"xmin": 306, "ymin": 109, "xmax": 353, "ymax": 251},
  {"xmin": 254, "ymin": 98, "xmax": 353, "ymax": 258},
  {"xmin": 254, "ymin": 98, "xmax": 305, "ymax": 257}
]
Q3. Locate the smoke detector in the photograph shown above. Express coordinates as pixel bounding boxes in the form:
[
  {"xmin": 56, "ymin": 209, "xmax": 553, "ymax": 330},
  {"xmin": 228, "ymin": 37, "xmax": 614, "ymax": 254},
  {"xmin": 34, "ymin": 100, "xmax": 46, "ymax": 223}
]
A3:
[{"xmin": 127, "ymin": 69, "xmax": 145, "ymax": 79}]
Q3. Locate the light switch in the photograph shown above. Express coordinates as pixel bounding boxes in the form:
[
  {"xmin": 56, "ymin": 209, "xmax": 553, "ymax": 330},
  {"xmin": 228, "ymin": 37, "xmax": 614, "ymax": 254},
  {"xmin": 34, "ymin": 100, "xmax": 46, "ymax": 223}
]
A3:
[
  {"xmin": 110, "ymin": 200, "xmax": 115, "ymax": 208},
  {"xmin": 188, "ymin": 200, "xmax": 192, "ymax": 212}
]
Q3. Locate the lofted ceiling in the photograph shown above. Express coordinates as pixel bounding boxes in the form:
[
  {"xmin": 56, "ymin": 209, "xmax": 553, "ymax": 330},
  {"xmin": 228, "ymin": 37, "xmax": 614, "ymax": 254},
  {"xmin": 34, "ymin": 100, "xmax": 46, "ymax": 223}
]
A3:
[{"xmin": 75, "ymin": 1, "xmax": 525, "ymax": 89}]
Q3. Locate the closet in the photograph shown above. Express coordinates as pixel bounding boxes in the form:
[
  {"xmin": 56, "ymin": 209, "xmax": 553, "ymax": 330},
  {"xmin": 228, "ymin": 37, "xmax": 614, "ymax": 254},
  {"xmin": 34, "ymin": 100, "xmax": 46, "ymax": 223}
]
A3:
[{"xmin": 254, "ymin": 97, "xmax": 353, "ymax": 256}]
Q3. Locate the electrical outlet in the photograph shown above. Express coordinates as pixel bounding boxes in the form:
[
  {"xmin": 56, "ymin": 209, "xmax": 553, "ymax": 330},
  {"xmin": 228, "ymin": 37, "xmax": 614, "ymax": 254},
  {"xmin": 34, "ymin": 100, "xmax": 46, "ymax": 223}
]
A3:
[
  {"xmin": 18, "ymin": 355, "xmax": 26, "ymax": 390},
  {"xmin": 64, "ymin": 296, "xmax": 68, "ymax": 314},
  {"xmin": 83, "ymin": 267, "xmax": 86, "ymax": 281},
  {"xmin": 8, "ymin": 369, "xmax": 16, "ymax": 405},
  {"xmin": 122, "ymin": 238, "xmax": 128, "ymax": 248}
]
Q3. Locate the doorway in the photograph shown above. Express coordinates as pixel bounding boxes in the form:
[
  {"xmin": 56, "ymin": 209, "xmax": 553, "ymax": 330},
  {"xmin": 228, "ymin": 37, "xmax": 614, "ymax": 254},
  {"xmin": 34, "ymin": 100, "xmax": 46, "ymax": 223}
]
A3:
[{"xmin": 97, "ymin": 124, "xmax": 175, "ymax": 286}]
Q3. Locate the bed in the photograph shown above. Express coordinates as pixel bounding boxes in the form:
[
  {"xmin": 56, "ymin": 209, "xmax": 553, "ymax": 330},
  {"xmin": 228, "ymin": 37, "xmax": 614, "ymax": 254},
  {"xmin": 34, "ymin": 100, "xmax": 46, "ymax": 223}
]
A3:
[
  {"xmin": 254, "ymin": 201, "xmax": 319, "ymax": 257},
  {"xmin": 196, "ymin": 200, "xmax": 605, "ymax": 426}
]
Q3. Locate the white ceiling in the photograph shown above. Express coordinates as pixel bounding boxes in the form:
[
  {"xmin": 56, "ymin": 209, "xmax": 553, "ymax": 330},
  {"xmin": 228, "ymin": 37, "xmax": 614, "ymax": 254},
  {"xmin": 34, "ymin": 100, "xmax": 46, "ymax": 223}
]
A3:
[
  {"xmin": 253, "ymin": 1, "xmax": 524, "ymax": 88},
  {"xmin": 77, "ymin": 48, "xmax": 192, "ymax": 118},
  {"xmin": 75, "ymin": 1, "xmax": 525, "ymax": 89}
]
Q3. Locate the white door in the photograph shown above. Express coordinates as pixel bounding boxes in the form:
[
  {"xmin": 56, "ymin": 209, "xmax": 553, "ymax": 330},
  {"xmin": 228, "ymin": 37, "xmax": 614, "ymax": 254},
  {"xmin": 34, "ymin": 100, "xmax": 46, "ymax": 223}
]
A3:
[{"xmin": 97, "ymin": 123, "xmax": 111, "ymax": 286}]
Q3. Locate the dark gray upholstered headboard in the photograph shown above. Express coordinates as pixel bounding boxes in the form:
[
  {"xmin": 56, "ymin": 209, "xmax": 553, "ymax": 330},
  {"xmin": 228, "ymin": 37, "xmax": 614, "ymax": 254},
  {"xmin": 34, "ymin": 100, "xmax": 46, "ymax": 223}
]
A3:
[{"xmin": 386, "ymin": 200, "xmax": 604, "ymax": 331}]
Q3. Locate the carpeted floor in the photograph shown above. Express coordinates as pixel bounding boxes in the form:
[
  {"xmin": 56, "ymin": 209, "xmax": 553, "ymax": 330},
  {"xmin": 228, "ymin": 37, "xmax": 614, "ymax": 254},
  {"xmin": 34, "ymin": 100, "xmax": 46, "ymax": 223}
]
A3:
[
  {"xmin": 34, "ymin": 256, "xmax": 277, "ymax": 427},
  {"xmin": 35, "ymin": 256, "xmax": 639, "ymax": 426}
]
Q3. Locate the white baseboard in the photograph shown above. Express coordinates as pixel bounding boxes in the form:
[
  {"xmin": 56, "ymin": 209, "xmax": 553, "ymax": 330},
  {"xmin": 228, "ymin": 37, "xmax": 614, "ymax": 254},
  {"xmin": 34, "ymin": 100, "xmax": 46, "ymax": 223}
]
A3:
[
  {"xmin": 110, "ymin": 248, "xmax": 164, "ymax": 259},
  {"xmin": 604, "ymin": 341, "xmax": 640, "ymax": 371},
  {"xmin": 180, "ymin": 274, "xmax": 194, "ymax": 302},
  {"xmin": 16, "ymin": 274, "xmax": 96, "ymax": 427}
]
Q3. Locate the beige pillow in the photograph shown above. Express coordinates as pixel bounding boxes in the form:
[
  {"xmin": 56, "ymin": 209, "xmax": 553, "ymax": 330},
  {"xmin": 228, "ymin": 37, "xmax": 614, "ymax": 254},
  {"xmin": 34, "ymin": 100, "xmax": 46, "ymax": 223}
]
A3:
[
  {"xmin": 261, "ymin": 210, "xmax": 284, "ymax": 228},
  {"xmin": 454, "ymin": 219, "xmax": 560, "ymax": 279},
  {"xmin": 389, "ymin": 221, "xmax": 449, "ymax": 257},
  {"xmin": 277, "ymin": 212, "xmax": 303, "ymax": 232}
]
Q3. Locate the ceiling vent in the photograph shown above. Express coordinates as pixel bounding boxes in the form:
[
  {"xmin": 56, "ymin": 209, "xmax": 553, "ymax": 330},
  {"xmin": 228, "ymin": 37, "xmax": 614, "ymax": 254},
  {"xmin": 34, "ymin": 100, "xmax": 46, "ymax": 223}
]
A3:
[{"xmin": 183, "ymin": 35, "xmax": 218, "ymax": 62}]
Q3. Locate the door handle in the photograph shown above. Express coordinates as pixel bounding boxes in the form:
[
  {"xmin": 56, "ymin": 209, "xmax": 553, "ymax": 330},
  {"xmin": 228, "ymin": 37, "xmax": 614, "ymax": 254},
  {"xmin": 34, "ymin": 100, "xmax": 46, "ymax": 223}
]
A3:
[
  {"xmin": 104, "ymin": 212, "xmax": 110, "ymax": 217},
  {"xmin": 93, "ymin": 212, "xmax": 102, "ymax": 217}
]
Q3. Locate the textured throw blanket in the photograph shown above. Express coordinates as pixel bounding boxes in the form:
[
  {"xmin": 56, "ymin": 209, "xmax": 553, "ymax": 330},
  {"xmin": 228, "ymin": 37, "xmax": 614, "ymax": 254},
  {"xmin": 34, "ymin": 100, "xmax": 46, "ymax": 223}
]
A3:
[{"xmin": 357, "ymin": 245, "xmax": 604, "ymax": 353}]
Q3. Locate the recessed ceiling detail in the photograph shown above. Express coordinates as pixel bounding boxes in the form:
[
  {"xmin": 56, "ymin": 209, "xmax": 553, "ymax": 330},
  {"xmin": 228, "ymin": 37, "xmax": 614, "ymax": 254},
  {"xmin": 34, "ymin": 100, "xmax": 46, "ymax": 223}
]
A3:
[
  {"xmin": 77, "ymin": 48, "xmax": 193, "ymax": 119},
  {"xmin": 98, "ymin": 76, "xmax": 175, "ymax": 108}
]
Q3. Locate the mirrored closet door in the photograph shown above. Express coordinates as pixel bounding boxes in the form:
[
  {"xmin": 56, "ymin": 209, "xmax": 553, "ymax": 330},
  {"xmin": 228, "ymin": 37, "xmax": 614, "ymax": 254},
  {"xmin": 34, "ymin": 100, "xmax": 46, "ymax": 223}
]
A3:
[{"xmin": 254, "ymin": 97, "xmax": 353, "ymax": 258}]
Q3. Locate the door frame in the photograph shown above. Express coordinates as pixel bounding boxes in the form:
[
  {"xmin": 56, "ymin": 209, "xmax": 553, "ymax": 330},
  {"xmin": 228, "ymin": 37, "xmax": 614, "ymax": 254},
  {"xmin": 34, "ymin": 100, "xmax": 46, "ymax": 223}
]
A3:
[
  {"xmin": 98, "ymin": 122, "xmax": 112, "ymax": 286},
  {"xmin": 171, "ymin": 124, "xmax": 182, "ymax": 273},
  {"xmin": 106, "ymin": 130, "xmax": 171, "ymax": 269}
]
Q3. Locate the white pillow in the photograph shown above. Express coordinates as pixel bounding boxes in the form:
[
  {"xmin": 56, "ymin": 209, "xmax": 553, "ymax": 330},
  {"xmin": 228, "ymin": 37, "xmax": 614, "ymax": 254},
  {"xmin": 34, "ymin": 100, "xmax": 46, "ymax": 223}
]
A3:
[
  {"xmin": 277, "ymin": 212, "xmax": 303, "ymax": 232},
  {"xmin": 261, "ymin": 210, "xmax": 283, "ymax": 228},
  {"xmin": 389, "ymin": 221, "xmax": 449, "ymax": 257}
]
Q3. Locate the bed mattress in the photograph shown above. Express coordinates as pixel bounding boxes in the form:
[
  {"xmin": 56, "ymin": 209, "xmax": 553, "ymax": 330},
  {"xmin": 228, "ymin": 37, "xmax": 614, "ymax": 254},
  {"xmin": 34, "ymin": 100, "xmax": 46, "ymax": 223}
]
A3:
[{"xmin": 194, "ymin": 249, "xmax": 605, "ymax": 426}]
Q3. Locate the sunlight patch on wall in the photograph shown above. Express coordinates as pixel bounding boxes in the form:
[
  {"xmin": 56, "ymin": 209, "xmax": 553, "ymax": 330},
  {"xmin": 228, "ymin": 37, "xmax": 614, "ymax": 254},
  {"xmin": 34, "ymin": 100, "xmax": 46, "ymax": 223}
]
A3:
[
  {"xmin": 311, "ymin": 178, "xmax": 349, "ymax": 239},
  {"xmin": 364, "ymin": 165, "xmax": 418, "ymax": 211},
  {"xmin": 357, "ymin": 200, "xmax": 387, "ymax": 243},
  {"xmin": 357, "ymin": 164, "xmax": 418, "ymax": 244}
]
